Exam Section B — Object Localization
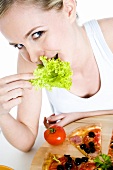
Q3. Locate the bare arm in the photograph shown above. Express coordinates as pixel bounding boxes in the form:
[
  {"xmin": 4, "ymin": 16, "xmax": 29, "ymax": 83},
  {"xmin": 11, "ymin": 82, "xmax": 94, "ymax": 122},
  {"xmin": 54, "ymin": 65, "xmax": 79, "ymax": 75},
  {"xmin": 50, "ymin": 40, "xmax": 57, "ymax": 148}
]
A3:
[
  {"xmin": 0, "ymin": 54, "xmax": 42, "ymax": 152},
  {"xmin": 44, "ymin": 109, "xmax": 113, "ymax": 128}
]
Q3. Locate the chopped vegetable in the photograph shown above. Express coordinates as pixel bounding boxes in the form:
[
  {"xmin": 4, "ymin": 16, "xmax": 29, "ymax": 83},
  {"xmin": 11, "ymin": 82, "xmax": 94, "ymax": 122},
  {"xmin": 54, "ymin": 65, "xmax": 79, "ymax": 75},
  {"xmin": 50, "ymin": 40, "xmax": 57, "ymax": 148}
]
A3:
[
  {"xmin": 53, "ymin": 155, "xmax": 61, "ymax": 163},
  {"xmin": 94, "ymin": 154, "xmax": 112, "ymax": 170},
  {"xmin": 30, "ymin": 56, "xmax": 73, "ymax": 90}
]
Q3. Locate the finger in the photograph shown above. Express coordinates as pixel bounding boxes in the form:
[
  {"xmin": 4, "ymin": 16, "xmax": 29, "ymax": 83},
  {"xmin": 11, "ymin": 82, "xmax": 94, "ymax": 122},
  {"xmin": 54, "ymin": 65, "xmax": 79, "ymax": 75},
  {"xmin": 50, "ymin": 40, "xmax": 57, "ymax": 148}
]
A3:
[
  {"xmin": 43, "ymin": 117, "xmax": 50, "ymax": 129},
  {"xmin": 46, "ymin": 113, "xmax": 57, "ymax": 124},
  {"xmin": 0, "ymin": 88, "xmax": 23, "ymax": 103},
  {"xmin": 47, "ymin": 114, "xmax": 65, "ymax": 122},
  {"xmin": 56, "ymin": 118, "xmax": 72, "ymax": 127},
  {"xmin": 50, "ymin": 113, "xmax": 55, "ymax": 116},
  {"xmin": 0, "ymin": 81, "xmax": 32, "ymax": 95},
  {"xmin": 0, "ymin": 73, "xmax": 34, "ymax": 85},
  {"xmin": 2, "ymin": 97, "xmax": 22, "ymax": 111},
  {"xmin": 6, "ymin": 81, "xmax": 32, "ymax": 92}
]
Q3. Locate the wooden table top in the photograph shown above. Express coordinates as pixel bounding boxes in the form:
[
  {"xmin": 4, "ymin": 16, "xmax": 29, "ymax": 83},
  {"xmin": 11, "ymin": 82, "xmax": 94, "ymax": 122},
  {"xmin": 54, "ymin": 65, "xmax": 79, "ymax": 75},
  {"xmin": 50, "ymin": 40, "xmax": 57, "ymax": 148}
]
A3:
[{"xmin": 30, "ymin": 114, "xmax": 113, "ymax": 170}]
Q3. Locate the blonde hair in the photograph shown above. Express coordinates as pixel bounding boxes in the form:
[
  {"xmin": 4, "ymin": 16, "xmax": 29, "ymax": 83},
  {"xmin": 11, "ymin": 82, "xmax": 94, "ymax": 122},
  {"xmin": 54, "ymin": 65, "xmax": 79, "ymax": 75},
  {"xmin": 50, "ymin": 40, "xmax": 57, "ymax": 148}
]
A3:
[{"xmin": 0, "ymin": 0, "xmax": 63, "ymax": 17}]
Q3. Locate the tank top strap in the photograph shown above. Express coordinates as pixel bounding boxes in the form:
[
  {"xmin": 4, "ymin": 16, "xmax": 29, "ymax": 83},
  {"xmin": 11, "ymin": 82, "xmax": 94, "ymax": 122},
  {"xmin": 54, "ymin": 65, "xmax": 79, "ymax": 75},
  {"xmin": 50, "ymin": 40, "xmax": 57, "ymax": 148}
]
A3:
[{"xmin": 84, "ymin": 20, "xmax": 113, "ymax": 65}]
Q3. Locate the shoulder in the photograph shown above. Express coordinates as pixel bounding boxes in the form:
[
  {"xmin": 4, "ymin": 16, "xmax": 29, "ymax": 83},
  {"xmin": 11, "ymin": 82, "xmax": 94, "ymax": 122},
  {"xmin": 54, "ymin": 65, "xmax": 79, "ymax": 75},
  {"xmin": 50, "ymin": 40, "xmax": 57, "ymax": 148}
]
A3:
[
  {"xmin": 17, "ymin": 53, "xmax": 37, "ymax": 73},
  {"xmin": 97, "ymin": 17, "xmax": 113, "ymax": 53}
]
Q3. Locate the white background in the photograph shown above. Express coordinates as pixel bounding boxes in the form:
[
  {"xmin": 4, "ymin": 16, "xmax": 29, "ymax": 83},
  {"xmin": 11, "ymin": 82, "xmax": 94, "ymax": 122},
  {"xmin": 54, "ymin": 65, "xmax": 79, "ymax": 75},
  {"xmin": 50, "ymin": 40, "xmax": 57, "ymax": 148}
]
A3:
[{"xmin": 0, "ymin": 0, "xmax": 113, "ymax": 124}]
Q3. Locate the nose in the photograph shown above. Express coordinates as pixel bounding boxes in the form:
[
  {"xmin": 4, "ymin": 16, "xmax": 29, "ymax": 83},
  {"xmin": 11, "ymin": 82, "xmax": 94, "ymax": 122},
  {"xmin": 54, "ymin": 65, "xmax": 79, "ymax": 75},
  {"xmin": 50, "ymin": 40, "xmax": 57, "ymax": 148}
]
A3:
[
  {"xmin": 20, "ymin": 46, "xmax": 44, "ymax": 64},
  {"xmin": 27, "ymin": 47, "xmax": 45, "ymax": 64}
]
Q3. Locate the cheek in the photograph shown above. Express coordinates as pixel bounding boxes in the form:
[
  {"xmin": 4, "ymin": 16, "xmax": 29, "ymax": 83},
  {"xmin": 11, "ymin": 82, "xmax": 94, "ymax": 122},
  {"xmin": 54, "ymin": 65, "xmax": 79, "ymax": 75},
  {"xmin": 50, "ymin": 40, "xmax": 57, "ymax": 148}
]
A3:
[
  {"xmin": 43, "ymin": 37, "xmax": 60, "ymax": 50},
  {"xmin": 44, "ymin": 32, "xmax": 65, "ymax": 51}
]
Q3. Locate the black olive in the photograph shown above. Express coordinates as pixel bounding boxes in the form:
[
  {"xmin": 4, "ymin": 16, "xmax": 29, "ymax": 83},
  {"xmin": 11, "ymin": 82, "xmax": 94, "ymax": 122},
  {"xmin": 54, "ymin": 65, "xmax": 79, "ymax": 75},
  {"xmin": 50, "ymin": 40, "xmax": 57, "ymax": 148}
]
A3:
[
  {"xmin": 84, "ymin": 147, "xmax": 91, "ymax": 154},
  {"xmin": 65, "ymin": 167, "xmax": 71, "ymax": 170},
  {"xmin": 88, "ymin": 131, "xmax": 95, "ymax": 138},
  {"xmin": 110, "ymin": 145, "xmax": 113, "ymax": 149},
  {"xmin": 80, "ymin": 144, "xmax": 86, "ymax": 150},
  {"xmin": 64, "ymin": 155, "xmax": 71, "ymax": 157},
  {"xmin": 89, "ymin": 141, "xmax": 94, "ymax": 147},
  {"xmin": 67, "ymin": 157, "xmax": 72, "ymax": 162},
  {"xmin": 65, "ymin": 162, "xmax": 73, "ymax": 169},
  {"xmin": 110, "ymin": 141, "xmax": 113, "ymax": 145},
  {"xmin": 90, "ymin": 147, "xmax": 96, "ymax": 153},
  {"xmin": 64, "ymin": 155, "xmax": 72, "ymax": 162},
  {"xmin": 57, "ymin": 165, "xmax": 64, "ymax": 170},
  {"xmin": 81, "ymin": 157, "xmax": 88, "ymax": 162},
  {"xmin": 75, "ymin": 158, "xmax": 82, "ymax": 166}
]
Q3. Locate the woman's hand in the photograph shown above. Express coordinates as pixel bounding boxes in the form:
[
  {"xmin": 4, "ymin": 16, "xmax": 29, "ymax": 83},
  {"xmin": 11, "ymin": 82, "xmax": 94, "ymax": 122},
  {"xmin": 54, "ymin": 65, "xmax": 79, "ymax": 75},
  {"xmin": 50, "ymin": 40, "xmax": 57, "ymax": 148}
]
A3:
[
  {"xmin": 0, "ymin": 73, "xmax": 33, "ymax": 116},
  {"xmin": 43, "ymin": 112, "xmax": 83, "ymax": 128},
  {"xmin": 43, "ymin": 110, "xmax": 113, "ymax": 129}
]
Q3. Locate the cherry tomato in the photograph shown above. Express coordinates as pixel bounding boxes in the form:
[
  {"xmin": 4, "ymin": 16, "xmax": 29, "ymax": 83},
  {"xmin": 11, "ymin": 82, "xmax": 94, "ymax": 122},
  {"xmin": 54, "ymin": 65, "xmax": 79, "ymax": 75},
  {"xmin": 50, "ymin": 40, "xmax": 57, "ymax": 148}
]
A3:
[{"xmin": 44, "ymin": 125, "xmax": 66, "ymax": 145}]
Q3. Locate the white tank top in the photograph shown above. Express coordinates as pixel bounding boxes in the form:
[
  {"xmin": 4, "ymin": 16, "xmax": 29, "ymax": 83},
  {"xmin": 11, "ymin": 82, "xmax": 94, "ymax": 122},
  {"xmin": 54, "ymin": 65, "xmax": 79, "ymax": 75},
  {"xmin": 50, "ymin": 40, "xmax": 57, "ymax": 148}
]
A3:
[{"xmin": 46, "ymin": 20, "xmax": 113, "ymax": 114}]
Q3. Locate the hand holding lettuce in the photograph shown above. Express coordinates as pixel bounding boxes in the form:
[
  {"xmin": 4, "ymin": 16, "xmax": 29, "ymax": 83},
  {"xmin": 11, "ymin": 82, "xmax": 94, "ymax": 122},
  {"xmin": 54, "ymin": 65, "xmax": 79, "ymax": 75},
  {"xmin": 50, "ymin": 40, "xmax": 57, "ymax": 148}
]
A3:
[{"xmin": 30, "ymin": 56, "xmax": 73, "ymax": 90}]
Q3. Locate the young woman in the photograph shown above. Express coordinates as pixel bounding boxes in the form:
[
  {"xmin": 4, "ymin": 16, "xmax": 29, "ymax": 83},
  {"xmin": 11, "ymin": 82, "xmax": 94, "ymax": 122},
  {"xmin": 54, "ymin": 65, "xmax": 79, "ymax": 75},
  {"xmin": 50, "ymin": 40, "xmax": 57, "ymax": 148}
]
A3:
[{"xmin": 0, "ymin": 0, "xmax": 113, "ymax": 152}]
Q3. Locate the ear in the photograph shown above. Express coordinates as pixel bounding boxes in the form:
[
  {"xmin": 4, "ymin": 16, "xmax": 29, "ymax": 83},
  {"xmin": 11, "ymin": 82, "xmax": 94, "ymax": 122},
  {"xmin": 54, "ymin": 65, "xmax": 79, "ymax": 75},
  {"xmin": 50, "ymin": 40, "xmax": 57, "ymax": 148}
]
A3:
[{"xmin": 63, "ymin": 0, "xmax": 77, "ymax": 23}]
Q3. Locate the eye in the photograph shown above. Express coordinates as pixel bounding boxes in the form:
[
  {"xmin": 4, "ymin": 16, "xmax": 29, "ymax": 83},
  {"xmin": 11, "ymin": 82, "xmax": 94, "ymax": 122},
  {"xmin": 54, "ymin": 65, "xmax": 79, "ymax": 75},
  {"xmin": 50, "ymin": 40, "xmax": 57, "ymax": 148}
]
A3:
[
  {"xmin": 14, "ymin": 44, "xmax": 24, "ymax": 50},
  {"xmin": 32, "ymin": 31, "xmax": 44, "ymax": 39}
]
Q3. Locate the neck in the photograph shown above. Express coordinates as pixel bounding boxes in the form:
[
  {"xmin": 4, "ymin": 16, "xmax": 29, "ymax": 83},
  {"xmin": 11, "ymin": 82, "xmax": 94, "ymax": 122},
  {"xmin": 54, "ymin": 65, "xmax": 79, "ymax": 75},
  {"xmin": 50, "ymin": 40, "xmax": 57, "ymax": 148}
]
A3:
[{"xmin": 70, "ymin": 25, "xmax": 94, "ymax": 74}]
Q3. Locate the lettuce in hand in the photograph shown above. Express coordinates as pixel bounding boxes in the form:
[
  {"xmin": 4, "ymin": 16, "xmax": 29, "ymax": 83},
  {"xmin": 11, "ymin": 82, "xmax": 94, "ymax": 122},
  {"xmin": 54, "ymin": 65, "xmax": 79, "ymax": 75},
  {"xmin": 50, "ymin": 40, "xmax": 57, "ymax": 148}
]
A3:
[{"xmin": 30, "ymin": 56, "xmax": 73, "ymax": 90}]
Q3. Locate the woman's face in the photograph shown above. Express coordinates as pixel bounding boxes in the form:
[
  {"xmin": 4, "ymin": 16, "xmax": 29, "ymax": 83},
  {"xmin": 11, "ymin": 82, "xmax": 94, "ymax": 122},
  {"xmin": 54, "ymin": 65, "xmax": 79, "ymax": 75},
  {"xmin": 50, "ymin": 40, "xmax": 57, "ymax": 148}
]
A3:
[{"xmin": 0, "ymin": 3, "xmax": 76, "ymax": 63}]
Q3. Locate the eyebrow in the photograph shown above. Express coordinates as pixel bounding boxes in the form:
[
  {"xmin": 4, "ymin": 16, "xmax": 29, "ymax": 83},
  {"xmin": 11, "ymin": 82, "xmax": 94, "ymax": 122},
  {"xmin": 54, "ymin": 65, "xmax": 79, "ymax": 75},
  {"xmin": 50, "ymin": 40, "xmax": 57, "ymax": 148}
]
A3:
[
  {"xmin": 9, "ymin": 26, "xmax": 42, "ymax": 45},
  {"xmin": 9, "ymin": 42, "xmax": 16, "ymax": 46},
  {"xmin": 24, "ymin": 26, "xmax": 42, "ymax": 38}
]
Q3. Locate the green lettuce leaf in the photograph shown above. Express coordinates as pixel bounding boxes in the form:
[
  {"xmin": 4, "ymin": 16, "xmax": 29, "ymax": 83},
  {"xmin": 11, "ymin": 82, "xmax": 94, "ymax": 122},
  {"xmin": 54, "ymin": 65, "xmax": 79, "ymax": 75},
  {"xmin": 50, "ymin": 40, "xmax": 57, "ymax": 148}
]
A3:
[{"xmin": 30, "ymin": 56, "xmax": 73, "ymax": 91}]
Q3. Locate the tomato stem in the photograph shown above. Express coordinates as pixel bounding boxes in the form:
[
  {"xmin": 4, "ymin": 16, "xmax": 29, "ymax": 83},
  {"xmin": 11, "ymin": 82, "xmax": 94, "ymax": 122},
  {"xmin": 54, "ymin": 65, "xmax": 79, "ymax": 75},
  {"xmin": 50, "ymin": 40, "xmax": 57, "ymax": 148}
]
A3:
[{"xmin": 49, "ymin": 127, "xmax": 56, "ymax": 133}]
